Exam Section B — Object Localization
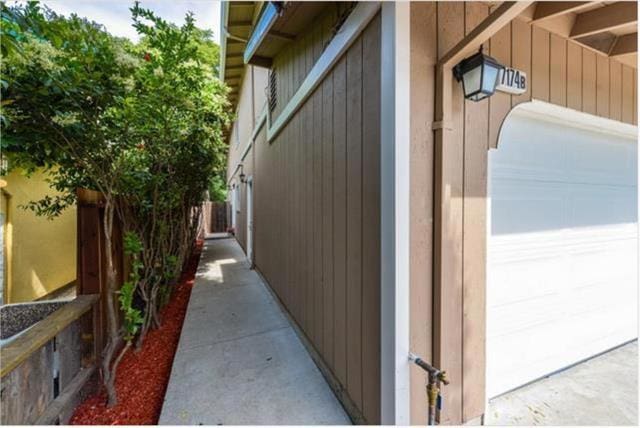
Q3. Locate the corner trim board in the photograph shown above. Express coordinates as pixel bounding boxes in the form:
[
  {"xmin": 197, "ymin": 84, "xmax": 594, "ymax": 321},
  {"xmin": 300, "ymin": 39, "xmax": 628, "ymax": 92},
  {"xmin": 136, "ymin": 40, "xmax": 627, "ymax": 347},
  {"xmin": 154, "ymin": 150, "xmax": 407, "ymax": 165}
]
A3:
[{"xmin": 380, "ymin": 2, "xmax": 411, "ymax": 425}]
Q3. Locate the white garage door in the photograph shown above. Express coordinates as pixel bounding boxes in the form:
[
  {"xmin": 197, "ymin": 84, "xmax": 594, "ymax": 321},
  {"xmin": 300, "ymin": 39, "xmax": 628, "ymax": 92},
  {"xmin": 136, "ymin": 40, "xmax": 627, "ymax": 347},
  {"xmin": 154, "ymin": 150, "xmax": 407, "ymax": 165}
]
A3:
[{"xmin": 487, "ymin": 102, "xmax": 638, "ymax": 399}]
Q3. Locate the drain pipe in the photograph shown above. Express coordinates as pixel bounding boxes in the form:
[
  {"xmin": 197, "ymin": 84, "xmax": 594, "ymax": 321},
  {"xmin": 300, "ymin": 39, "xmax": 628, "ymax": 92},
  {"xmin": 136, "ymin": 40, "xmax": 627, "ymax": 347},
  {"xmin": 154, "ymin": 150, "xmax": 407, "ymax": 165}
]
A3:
[{"xmin": 409, "ymin": 353, "xmax": 450, "ymax": 425}]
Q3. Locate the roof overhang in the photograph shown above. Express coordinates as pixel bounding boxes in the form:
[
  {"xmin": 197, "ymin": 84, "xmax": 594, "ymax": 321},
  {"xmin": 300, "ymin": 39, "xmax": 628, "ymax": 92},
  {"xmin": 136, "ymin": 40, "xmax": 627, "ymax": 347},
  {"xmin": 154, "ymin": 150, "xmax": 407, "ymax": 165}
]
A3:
[
  {"xmin": 520, "ymin": 1, "xmax": 637, "ymax": 68},
  {"xmin": 242, "ymin": 1, "xmax": 328, "ymax": 67},
  {"xmin": 220, "ymin": 1, "xmax": 260, "ymax": 111}
]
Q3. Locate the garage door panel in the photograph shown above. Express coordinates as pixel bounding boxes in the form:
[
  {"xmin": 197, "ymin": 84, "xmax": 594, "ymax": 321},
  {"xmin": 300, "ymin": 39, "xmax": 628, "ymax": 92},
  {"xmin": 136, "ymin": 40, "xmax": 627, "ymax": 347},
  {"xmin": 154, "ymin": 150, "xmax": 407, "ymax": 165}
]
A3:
[
  {"xmin": 492, "ymin": 180, "xmax": 636, "ymax": 236},
  {"xmin": 488, "ymin": 304, "xmax": 636, "ymax": 398},
  {"xmin": 487, "ymin": 108, "xmax": 638, "ymax": 398},
  {"xmin": 564, "ymin": 134, "xmax": 637, "ymax": 186},
  {"xmin": 498, "ymin": 114, "xmax": 637, "ymax": 186},
  {"xmin": 489, "ymin": 293, "xmax": 566, "ymax": 338},
  {"xmin": 568, "ymin": 237, "xmax": 637, "ymax": 290},
  {"xmin": 568, "ymin": 185, "xmax": 637, "ymax": 227},
  {"xmin": 494, "ymin": 118, "xmax": 566, "ymax": 181},
  {"xmin": 492, "ymin": 181, "xmax": 567, "ymax": 235},
  {"xmin": 489, "ymin": 254, "xmax": 565, "ymax": 306}
]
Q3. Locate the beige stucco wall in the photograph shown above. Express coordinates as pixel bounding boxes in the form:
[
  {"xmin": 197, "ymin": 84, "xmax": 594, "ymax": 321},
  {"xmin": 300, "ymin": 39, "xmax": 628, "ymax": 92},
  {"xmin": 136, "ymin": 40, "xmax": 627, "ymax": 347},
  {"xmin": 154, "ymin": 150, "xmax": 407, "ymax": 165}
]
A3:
[{"xmin": 1, "ymin": 168, "xmax": 76, "ymax": 303}]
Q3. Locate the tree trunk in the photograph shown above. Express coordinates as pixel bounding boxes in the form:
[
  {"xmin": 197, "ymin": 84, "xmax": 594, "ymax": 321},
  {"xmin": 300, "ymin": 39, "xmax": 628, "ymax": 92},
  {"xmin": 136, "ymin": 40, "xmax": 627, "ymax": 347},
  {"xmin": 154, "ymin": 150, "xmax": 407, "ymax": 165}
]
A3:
[{"xmin": 100, "ymin": 198, "xmax": 121, "ymax": 407}]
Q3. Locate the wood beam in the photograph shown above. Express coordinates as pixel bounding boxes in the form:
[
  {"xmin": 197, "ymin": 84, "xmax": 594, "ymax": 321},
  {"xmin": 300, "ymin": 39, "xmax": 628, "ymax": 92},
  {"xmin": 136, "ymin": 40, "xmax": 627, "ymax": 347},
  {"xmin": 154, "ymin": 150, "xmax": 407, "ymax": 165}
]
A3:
[
  {"xmin": 228, "ymin": 20, "xmax": 253, "ymax": 27},
  {"xmin": 532, "ymin": 1, "xmax": 594, "ymax": 22},
  {"xmin": 229, "ymin": 2, "xmax": 254, "ymax": 8},
  {"xmin": 533, "ymin": 1, "xmax": 593, "ymax": 22},
  {"xmin": 439, "ymin": 1, "xmax": 535, "ymax": 68},
  {"xmin": 248, "ymin": 55, "xmax": 273, "ymax": 68},
  {"xmin": 570, "ymin": 2, "xmax": 638, "ymax": 39},
  {"xmin": 610, "ymin": 32, "xmax": 638, "ymax": 56},
  {"xmin": 266, "ymin": 30, "xmax": 296, "ymax": 42}
]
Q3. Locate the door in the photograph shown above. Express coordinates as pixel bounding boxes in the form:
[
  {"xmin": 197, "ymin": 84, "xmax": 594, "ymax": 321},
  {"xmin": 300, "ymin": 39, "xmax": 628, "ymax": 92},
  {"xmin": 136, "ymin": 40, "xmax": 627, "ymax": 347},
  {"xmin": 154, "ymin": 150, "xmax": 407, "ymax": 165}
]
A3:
[
  {"xmin": 246, "ymin": 177, "xmax": 253, "ymax": 264},
  {"xmin": 231, "ymin": 184, "xmax": 238, "ymax": 232},
  {"xmin": 487, "ymin": 104, "xmax": 638, "ymax": 398}
]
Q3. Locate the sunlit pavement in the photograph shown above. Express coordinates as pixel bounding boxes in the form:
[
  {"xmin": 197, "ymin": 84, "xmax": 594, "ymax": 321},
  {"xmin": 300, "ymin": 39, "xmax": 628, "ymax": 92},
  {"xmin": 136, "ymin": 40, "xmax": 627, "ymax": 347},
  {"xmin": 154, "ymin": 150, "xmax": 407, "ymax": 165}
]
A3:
[
  {"xmin": 486, "ymin": 341, "xmax": 638, "ymax": 426},
  {"xmin": 159, "ymin": 237, "xmax": 350, "ymax": 425}
]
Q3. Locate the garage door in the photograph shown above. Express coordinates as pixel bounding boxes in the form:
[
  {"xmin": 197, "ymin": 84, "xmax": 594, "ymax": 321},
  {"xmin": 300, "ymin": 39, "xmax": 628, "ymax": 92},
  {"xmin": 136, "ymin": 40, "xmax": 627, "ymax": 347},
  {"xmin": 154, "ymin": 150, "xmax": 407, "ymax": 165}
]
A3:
[{"xmin": 487, "ymin": 102, "xmax": 638, "ymax": 399}]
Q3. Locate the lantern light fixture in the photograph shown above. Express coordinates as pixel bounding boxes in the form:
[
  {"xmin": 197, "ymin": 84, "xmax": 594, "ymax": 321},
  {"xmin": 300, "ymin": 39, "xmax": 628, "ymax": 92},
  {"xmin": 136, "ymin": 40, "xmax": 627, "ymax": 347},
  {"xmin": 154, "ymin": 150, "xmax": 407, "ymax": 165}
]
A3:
[
  {"xmin": 453, "ymin": 46, "xmax": 504, "ymax": 102},
  {"xmin": 239, "ymin": 164, "xmax": 247, "ymax": 183}
]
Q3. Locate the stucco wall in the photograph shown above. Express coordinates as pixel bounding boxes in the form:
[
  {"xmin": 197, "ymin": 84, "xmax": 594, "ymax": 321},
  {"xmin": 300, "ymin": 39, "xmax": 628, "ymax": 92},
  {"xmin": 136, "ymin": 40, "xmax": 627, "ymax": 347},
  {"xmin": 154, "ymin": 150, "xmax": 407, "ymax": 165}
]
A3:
[{"xmin": 1, "ymin": 169, "xmax": 76, "ymax": 303}]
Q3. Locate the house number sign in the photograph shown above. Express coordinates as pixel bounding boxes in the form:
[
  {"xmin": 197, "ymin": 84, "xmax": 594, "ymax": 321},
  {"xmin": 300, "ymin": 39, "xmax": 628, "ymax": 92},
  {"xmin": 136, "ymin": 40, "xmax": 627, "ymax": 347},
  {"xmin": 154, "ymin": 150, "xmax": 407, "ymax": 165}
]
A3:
[{"xmin": 496, "ymin": 67, "xmax": 527, "ymax": 95}]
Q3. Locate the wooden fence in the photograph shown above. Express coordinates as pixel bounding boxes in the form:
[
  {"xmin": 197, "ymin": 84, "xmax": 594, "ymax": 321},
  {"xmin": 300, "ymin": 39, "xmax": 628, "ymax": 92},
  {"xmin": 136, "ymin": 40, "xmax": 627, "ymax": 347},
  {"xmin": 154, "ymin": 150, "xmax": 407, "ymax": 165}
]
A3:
[
  {"xmin": 0, "ymin": 295, "xmax": 100, "ymax": 424},
  {"xmin": 76, "ymin": 188, "xmax": 127, "ymax": 361},
  {"xmin": 202, "ymin": 201, "xmax": 228, "ymax": 234}
]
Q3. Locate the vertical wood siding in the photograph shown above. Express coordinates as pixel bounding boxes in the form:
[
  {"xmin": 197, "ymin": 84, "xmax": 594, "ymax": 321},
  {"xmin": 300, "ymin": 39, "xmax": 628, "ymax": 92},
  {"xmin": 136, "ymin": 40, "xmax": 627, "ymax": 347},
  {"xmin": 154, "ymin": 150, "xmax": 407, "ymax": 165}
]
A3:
[
  {"xmin": 411, "ymin": 2, "xmax": 637, "ymax": 425},
  {"xmin": 253, "ymin": 14, "xmax": 382, "ymax": 424},
  {"xmin": 434, "ymin": 2, "xmax": 466, "ymax": 424},
  {"xmin": 271, "ymin": 4, "xmax": 354, "ymax": 120},
  {"xmin": 462, "ymin": 3, "xmax": 490, "ymax": 423},
  {"xmin": 488, "ymin": 17, "xmax": 637, "ymax": 148},
  {"xmin": 409, "ymin": 3, "xmax": 436, "ymax": 424}
]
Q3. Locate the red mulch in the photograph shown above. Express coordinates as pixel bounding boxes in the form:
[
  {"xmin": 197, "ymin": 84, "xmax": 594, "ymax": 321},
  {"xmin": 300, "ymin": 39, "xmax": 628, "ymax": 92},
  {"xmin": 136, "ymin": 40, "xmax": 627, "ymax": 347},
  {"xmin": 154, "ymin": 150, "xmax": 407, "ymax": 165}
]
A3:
[{"xmin": 70, "ymin": 240, "xmax": 204, "ymax": 425}]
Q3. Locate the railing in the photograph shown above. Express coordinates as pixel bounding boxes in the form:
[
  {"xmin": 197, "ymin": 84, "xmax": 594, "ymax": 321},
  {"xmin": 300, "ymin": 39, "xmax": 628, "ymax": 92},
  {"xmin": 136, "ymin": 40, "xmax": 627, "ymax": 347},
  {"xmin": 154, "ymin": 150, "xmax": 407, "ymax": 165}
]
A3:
[{"xmin": 0, "ymin": 294, "xmax": 99, "ymax": 425}]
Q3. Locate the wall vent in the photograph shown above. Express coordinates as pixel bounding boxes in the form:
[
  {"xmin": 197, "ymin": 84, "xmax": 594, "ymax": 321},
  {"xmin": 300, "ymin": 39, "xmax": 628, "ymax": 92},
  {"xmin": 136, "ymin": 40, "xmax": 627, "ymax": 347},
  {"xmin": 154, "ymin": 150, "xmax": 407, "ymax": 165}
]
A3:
[{"xmin": 268, "ymin": 69, "xmax": 277, "ymax": 113}]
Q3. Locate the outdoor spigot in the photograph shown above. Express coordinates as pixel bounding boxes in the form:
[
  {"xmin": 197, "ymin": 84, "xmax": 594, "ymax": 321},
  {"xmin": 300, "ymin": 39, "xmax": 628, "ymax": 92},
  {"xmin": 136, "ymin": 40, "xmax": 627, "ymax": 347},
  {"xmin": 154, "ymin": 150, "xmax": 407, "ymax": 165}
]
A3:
[
  {"xmin": 437, "ymin": 370, "xmax": 450, "ymax": 386},
  {"xmin": 409, "ymin": 352, "xmax": 450, "ymax": 426}
]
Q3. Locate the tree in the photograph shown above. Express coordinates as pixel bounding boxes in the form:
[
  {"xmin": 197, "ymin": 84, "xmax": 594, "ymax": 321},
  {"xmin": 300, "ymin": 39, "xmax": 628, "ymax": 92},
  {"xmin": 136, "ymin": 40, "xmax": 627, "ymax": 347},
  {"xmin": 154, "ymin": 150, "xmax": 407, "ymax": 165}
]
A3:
[
  {"xmin": 1, "ymin": 2, "xmax": 141, "ymax": 406},
  {"xmin": 118, "ymin": 3, "xmax": 230, "ymax": 343},
  {"xmin": 1, "ymin": 1, "xmax": 230, "ymax": 406}
]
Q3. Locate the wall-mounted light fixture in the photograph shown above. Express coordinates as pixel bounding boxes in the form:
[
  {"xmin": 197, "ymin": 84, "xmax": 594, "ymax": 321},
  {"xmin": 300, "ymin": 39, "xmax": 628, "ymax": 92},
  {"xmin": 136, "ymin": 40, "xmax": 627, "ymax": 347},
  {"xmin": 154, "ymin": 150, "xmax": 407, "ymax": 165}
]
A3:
[
  {"xmin": 239, "ymin": 164, "xmax": 247, "ymax": 183},
  {"xmin": 453, "ymin": 47, "xmax": 504, "ymax": 102}
]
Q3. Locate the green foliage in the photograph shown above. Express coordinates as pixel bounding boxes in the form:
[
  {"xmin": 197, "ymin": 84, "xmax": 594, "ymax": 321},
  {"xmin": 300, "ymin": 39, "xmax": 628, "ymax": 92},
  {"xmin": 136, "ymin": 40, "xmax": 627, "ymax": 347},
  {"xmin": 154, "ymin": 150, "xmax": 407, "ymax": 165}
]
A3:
[
  {"xmin": 119, "ymin": 232, "xmax": 144, "ymax": 342},
  {"xmin": 1, "ymin": 1, "xmax": 140, "ymax": 214},
  {"xmin": 118, "ymin": 280, "xmax": 143, "ymax": 342},
  {"xmin": 1, "ymin": 1, "xmax": 231, "ymax": 404},
  {"xmin": 2, "ymin": 1, "xmax": 231, "ymax": 338},
  {"xmin": 124, "ymin": 230, "xmax": 144, "ymax": 254},
  {"xmin": 1, "ymin": 0, "xmax": 230, "ymax": 216},
  {"xmin": 209, "ymin": 174, "xmax": 227, "ymax": 202}
]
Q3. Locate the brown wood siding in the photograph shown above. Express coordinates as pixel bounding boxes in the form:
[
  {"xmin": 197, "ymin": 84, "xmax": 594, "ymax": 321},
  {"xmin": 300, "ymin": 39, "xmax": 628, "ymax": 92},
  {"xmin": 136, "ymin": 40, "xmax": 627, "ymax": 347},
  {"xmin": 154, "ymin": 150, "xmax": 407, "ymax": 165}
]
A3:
[
  {"xmin": 488, "ymin": 17, "xmax": 637, "ymax": 148},
  {"xmin": 462, "ymin": 2, "xmax": 490, "ymax": 423},
  {"xmin": 270, "ymin": 4, "xmax": 348, "ymax": 120},
  {"xmin": 360, "ymin": 16, "xmax": 381, "ymax": 420},
  {"xmin": 410, "ymin": 3, "xmax": 637, "ymax": 425},
  {"xmin": 409, "ymin": 2, "xmax": 436, "ymax": 424},
  {"xmin": 434, "ymin": 2, "xmax": 466, "ymax": 424},
  {"xmin": 253, "ymin": 14, "xmax": 382, "ymax": 424}
]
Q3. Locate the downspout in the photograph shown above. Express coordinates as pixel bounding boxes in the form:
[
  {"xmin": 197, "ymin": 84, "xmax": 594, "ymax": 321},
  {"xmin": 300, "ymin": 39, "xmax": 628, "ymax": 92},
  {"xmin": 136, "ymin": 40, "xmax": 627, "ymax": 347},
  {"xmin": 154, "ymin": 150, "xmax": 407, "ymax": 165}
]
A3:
[{"xmin": 219, "ymin": 1, "xmax": 229, "ymax": 80}]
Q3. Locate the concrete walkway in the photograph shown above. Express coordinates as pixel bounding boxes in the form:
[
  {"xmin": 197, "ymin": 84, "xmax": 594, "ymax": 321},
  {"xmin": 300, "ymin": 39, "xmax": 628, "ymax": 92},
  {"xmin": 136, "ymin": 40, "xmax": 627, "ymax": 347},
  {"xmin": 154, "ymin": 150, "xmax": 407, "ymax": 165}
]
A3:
[
  {"xmin": 159, "ymin": 238, "xmax": 350, "ymax": 425},
  {"xmin": 486, "ymin": 341, "xmax": 638, "ymax": 426}
]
